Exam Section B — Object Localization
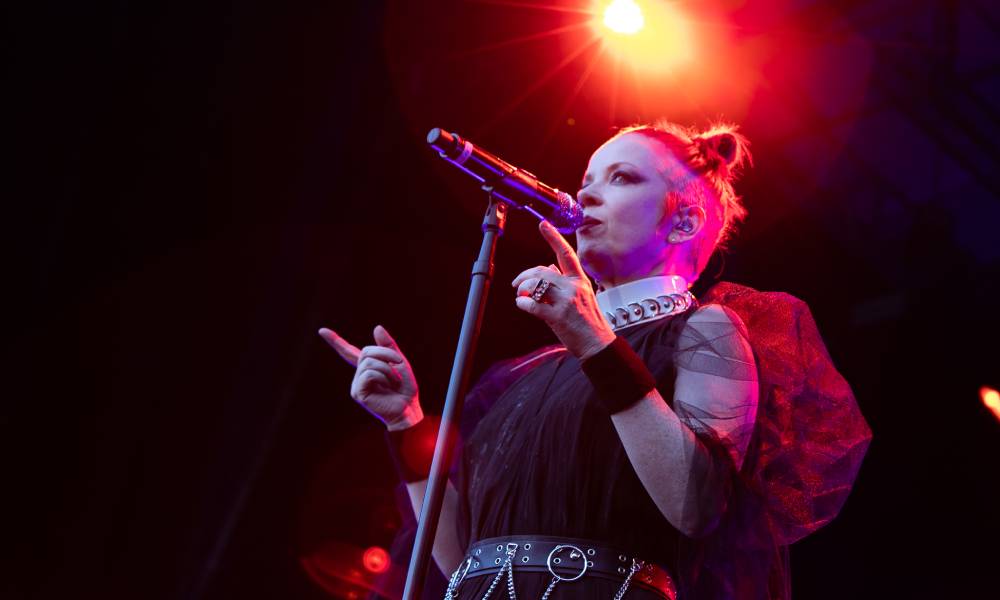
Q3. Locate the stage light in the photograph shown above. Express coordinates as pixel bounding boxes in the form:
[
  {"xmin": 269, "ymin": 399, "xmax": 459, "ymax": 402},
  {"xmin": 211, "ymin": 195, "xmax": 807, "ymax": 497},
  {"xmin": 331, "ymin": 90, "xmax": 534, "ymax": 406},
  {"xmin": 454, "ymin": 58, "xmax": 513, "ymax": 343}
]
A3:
[
  {"xmin": 603, "ymin": 0, "xmax": 644, "ymax": 35},
  {"xmin": 362, "ymin": 546, "xmax": 390, "ymax": 574},
  {"xmin": 591, "ymin": 0, "xmax": 694, "ymax": 74},
  {"xmin": 981, "ymin": 386, "xmax": 1000, "ymax": 422}
]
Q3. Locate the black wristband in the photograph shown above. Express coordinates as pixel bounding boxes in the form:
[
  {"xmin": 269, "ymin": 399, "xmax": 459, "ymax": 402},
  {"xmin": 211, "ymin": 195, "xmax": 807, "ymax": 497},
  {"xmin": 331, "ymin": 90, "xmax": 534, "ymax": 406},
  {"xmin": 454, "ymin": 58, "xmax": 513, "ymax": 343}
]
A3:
[
  {"xmin": 581, "ymin": 336, "xmax": 658, "ymax": 414},
  {"xmin": 384, "ymin": 417, "xmax": 437, "ymax": 483}
]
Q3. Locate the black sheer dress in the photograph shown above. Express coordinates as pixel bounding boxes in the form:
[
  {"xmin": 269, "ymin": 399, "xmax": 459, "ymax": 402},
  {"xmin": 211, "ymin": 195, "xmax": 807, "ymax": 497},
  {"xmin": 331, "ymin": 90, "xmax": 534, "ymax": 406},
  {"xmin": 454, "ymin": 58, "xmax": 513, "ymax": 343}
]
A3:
[
  {"xmin": 386, "ymin": 282, "xmax": 870, "ymax": 600},
  {"xmin": 447, "ymin": 304, "xmax": 753, "ymax": 600}
]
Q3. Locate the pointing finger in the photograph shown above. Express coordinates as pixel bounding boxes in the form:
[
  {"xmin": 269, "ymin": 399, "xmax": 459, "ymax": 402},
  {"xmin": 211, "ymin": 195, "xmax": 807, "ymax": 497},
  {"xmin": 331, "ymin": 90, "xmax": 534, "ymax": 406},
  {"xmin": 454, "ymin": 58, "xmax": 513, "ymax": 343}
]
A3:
[
  {"xmin": 373, "ymin": 325, "xmax": 401, "ymax": 351},
  {"xmin": 318, "ymin": 327, "xmax": 362, "ymax": 367},
  {"xmin": 539, "ymin": 220, "xmax": 585, "ymax": 277}
]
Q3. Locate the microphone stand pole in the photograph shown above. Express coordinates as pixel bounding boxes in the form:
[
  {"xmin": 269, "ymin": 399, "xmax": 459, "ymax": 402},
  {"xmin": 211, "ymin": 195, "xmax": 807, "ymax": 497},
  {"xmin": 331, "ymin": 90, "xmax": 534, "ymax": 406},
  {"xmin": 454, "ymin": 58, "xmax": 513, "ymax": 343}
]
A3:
[{"xmin": 402, "ymin": 190, "xmax": 507, "ymax": 600}]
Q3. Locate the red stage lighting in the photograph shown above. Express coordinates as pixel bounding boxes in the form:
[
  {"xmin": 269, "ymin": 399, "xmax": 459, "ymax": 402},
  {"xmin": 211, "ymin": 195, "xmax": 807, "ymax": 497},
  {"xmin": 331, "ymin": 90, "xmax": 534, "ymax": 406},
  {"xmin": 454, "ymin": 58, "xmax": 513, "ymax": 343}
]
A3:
[
  {"xmin": 362, "ymin": 546, "xmax": 390, "ymax": 574},
  {"xmin": 591, "ymin": 0, "xmax": 694, "ymax": 74},
  {"xmin": 981, "ymin": 386, "xmax": 1000, "ymax": 423},
  {"xmin": 301, "ymin": 541, "xmax": 401, "ymax": 599}
]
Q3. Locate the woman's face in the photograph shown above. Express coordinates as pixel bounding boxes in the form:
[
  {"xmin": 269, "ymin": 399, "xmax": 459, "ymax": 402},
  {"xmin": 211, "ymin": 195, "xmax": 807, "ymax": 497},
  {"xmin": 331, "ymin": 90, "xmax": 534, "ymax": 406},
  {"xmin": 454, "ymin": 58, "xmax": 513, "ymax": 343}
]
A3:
[{"xmin": 575, "ymin": 132, "xmax": 688, "ymax": 283}]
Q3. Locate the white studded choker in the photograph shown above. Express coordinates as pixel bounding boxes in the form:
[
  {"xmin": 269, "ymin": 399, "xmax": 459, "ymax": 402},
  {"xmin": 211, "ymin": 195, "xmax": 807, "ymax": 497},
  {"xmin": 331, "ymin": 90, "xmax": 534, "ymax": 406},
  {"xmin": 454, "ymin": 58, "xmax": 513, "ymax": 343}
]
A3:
[{"xmin": 595, "ymin": 275, "xmax": 697, "ymax": 331}]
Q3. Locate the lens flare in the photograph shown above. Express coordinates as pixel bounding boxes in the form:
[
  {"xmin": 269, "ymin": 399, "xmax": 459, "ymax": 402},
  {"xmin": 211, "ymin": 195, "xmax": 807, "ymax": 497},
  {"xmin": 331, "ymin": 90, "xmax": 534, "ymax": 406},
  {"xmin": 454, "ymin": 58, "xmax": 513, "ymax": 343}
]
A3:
[
  {"xmin": 592, "ymin": 0, "xmax": 694, "ymax": 74},
  {"xmin": 362, "ymin": 546, "xmax": 390, "ymax": 574},
  {"xmin": 603, "ymin": 0, "xmax": 644, "ymax": 35},
  {"xmin": 981, "ymin": 386, "xmax": 1000, "ymax": 423}
]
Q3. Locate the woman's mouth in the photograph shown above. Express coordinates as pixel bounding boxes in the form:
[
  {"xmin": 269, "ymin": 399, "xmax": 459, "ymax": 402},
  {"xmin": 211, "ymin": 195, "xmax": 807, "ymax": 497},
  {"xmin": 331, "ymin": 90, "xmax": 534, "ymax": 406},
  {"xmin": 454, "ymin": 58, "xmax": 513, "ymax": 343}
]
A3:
[{"xmin": 577, "ymin": 217, "xmax": 602, "ymax": 234}]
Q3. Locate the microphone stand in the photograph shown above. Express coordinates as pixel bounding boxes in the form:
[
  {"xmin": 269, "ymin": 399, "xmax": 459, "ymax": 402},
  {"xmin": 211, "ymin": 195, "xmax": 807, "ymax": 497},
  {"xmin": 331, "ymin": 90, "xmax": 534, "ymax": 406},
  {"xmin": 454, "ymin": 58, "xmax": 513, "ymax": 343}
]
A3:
[{"xmin": 401, "ymin": 190, "xmax": 508, "ymax": 600}]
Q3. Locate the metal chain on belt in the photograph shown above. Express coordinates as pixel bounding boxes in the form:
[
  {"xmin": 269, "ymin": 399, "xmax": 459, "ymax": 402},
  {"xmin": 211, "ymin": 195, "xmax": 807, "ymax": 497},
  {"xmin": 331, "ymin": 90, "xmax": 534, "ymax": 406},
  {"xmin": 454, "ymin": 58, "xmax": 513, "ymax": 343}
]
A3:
[
  {"xmin": 612, "ymin": 559, "xmax": 645, "ymax": 600},
  {"xmin": 538, "ymin": 576, "xmax": 560, "ymax": 600},
  {"xmin": 504, "ymin": 552, "xmax": 518, "ymax": 600},
  {"xmin": 447, "ymin": 546, "xmax": 651, "ymax": 600},
  {"xmin": 479, "ymin": 543, "xmax": 518, "ymax": 600}
]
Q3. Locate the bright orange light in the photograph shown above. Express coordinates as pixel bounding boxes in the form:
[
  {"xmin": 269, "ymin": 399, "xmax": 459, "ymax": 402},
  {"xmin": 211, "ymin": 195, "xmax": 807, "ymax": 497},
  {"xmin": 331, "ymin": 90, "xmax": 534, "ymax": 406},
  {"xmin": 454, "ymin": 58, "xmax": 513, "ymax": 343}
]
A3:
[
  {"xmin": 362, "ymin": 546, "xmax": 390, "ymax": 574},
  {"xmin": 603, "ymin": 0, "xmax": 644, "ymax": 35},
  {"xmin": 981, "ymin": 386, "xmax": 1000, "ymax": 422},
  {"xmin": 592, "ymin": 0, "xmax": 694, "ymax": 73}
]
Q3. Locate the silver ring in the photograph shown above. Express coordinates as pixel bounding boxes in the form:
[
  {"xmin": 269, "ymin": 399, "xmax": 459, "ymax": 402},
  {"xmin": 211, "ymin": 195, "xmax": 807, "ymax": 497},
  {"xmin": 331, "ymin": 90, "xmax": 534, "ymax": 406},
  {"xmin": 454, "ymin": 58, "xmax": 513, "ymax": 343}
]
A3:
[
  {"xmin": 546, "ymin": 544, "xmax": 588, "ymax": 582},
  {"xmin": 530, "ymin": 279, "xmax": 552, "ymax": 303}
]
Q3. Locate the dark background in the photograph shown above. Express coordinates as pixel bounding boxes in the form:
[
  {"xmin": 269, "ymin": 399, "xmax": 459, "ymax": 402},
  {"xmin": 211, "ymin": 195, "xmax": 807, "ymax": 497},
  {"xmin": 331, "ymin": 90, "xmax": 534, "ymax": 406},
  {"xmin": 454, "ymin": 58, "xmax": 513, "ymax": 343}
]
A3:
[{"xmin": 5, "ymin": 1, "xmax": 999, "ymax": 599}]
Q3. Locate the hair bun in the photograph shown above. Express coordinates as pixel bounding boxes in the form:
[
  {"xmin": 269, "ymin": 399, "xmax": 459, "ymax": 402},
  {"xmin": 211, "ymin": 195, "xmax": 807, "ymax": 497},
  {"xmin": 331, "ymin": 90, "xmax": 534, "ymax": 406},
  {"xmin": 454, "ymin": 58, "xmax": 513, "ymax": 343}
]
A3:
[
  {"xmin": 714, "ymin": 133, "xmax": 736, "ymax": 163},
  {"xmin": 693, "ymin": 128, "xmax": 750, "ymax": 181}
]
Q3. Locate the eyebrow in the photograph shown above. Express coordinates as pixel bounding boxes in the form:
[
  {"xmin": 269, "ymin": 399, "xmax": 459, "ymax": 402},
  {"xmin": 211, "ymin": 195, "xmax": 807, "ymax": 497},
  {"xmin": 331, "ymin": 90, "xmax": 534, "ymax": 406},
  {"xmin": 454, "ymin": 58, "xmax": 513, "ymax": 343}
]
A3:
[{"xmin": 581, "ymin": 161, "xmax": 639, "ymax": 187}]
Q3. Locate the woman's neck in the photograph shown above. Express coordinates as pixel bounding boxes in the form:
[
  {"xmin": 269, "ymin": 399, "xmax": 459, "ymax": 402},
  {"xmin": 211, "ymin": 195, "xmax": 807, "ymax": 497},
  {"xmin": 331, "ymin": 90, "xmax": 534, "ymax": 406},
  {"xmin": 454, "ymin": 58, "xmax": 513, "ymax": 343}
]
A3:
[{"xmin": 596, "ymin": 252, "xmax": 697, "ymax": 291}]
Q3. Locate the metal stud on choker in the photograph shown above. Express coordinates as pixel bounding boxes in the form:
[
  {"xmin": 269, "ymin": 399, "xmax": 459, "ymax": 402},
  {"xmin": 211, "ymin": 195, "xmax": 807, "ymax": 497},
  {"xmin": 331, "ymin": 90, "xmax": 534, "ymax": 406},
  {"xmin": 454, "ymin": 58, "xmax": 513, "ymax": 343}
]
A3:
[{"xmin": 604, "ymin": 290, "xmax": 695, "ymax": 330}]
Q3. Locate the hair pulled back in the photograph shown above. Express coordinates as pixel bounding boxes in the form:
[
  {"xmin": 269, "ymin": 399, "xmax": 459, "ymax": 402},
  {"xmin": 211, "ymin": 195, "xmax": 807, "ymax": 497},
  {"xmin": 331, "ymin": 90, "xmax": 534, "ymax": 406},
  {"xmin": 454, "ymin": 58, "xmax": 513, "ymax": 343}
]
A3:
[{"xmin": 612, "ymin": 120, "xmax": 752, "ymax": 275}]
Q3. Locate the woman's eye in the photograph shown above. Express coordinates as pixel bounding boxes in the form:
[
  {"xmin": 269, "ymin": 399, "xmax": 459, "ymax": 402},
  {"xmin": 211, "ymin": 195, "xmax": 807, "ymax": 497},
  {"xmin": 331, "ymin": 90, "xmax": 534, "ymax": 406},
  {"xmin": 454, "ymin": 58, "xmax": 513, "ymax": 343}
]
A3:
[{"xmin": 610, "ymin": 171, "xmax": 634, "ymax": 183}]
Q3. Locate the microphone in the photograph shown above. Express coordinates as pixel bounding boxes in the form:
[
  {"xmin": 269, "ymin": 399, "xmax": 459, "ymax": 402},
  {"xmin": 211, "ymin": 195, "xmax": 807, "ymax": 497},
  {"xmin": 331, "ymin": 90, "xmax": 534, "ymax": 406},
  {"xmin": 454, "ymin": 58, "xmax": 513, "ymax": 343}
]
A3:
[{"xmin": 427, "ymin": 128, "xmax": 584, "ymax": 233}]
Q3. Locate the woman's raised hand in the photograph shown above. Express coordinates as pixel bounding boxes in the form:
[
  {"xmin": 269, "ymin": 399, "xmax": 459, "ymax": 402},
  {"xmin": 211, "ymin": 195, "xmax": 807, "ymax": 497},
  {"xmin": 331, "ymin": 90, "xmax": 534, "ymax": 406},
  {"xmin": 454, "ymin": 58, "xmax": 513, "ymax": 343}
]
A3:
[
  {"xmin": 318, "ymin": 325, "xmax": 423, "ymax": 431},
  {"xmin": 512, "ymin": 220, "xmax": 617, "ymax": 360}
]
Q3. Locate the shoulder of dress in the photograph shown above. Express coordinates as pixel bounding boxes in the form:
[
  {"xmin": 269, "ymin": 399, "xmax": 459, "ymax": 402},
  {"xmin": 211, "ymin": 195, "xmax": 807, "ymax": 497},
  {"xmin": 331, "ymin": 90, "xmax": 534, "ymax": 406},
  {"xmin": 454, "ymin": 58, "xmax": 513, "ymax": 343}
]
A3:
[
  {"xmin": 685, "ymin": 303, "xmax": 750, "ymax": 337},
  {"xmin": 509, "ymin": 345, "xmax": 567, "ymax": 372},
  {"xmin": 702, "ymin": 281, "xmax": 811, "ymax": 312},
  {"xmin": 688, "ymin": 303, "xmax": 734, "ymax": 321},
  {"xmin": 684, "ymin": 302, "xmax": 749, "ymax": 338},
  {"xmin": 700, "ymin": 283, "xmax": 816, "ymax": 333}
]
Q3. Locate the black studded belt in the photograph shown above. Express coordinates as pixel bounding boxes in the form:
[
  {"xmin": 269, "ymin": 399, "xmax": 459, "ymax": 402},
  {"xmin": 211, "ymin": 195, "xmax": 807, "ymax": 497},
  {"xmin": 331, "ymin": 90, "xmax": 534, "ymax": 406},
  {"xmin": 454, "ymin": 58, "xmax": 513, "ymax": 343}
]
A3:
[{"xmin": 448, "ymin": 535, "xmax": 676, "ymax": 600}]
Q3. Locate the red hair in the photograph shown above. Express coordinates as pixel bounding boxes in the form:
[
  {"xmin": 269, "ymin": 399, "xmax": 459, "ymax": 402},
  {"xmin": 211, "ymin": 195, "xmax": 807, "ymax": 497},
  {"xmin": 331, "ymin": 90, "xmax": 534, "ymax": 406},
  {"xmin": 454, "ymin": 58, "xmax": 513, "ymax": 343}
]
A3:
[{"xmin": 611, "ymin": 120, "xmax": 752, "ymax": 276}]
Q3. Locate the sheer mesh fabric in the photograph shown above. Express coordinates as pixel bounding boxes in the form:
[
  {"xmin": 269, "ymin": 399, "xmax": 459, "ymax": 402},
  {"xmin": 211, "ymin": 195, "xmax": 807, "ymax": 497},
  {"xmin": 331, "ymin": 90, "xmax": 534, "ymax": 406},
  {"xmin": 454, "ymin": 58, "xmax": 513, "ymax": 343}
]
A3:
[
  {"xmin": 386, "ymin": 281, "xmax": 869, "ymax": 600},
  {"xmin": 674, "ymin": 282, "xmax": 871, "ymax": 600},
  {"xmin": 673, "ymin": 306, "xmax": 759, "ymax": 471}
]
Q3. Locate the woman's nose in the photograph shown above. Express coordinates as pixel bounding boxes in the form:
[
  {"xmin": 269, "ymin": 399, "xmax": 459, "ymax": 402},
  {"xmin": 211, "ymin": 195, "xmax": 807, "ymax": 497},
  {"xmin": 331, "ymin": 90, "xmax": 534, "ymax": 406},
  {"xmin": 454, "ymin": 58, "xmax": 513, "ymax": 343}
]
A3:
[{"xmin": 577, "ymin": 185, "xmax": 602, "ymax": 208}]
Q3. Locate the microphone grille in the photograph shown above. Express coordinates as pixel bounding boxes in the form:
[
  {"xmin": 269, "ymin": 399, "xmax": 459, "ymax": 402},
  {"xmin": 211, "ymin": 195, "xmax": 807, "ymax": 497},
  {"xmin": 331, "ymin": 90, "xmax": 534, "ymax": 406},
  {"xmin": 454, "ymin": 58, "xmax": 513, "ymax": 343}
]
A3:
[{"xmin": 551, "ymin": 191, "xmax": 584, "ymax": 234}]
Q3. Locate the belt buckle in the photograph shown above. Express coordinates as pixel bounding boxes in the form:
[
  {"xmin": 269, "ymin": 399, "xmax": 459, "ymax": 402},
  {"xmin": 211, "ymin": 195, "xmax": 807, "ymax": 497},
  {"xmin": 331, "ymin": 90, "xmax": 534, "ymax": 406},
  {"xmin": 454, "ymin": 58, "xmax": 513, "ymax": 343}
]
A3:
[{"xmin": 546, "ymin": 544, "xmax": 588, "ymax": 582}]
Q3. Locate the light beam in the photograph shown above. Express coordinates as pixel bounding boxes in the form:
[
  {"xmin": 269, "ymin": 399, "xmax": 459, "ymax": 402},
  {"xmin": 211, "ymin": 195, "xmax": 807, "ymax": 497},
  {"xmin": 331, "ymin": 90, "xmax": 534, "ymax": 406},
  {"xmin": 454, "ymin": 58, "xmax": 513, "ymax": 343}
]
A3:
[{"xmin": 592, "ymin": 0, "xmax": 695, "ymax": 74}]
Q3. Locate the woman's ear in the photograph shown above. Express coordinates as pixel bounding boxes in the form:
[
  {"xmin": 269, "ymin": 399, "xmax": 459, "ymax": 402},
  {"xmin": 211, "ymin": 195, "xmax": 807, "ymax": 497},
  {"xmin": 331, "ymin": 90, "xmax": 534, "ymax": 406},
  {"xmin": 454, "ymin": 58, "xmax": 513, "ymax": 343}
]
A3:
[{"xmin": 667, "ymin": 205, "xmax": 706, "ymax": 244}]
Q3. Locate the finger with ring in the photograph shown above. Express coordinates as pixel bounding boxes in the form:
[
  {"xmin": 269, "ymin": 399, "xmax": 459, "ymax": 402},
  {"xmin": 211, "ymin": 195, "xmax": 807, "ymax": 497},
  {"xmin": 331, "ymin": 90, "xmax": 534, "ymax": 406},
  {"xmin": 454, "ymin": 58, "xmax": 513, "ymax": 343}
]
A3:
[
  {"xmin": 530, "ymin": 279, "xmax": 552, "ymax": 303},
  {"xmin": 512, "ymin": 265, "xmax": 561, "ymax": 289}
]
